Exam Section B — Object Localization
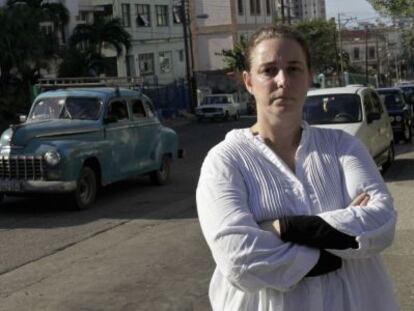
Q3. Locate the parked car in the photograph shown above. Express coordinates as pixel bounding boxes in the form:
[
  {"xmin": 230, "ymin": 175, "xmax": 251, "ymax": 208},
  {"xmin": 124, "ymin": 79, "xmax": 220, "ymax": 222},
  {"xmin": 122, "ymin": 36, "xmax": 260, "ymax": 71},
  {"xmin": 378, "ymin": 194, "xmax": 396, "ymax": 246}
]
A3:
[
  {"xmin": 304, "ymin": 85, "xmax": 394, "ymax": 172},
  {"xmin": 195, "ymin": 94, "xmax": 240, "ymax": 121},
  {"xmin": 0, "ymin": 87, "xmax": 183, "ymax": 209},
  {"xmin": 376, "ymin": 87, "xmax": 412, "ymax": 143},
  {"xmin": 394, "ymin": 83, "xmax": 414, "ymax": 122}
]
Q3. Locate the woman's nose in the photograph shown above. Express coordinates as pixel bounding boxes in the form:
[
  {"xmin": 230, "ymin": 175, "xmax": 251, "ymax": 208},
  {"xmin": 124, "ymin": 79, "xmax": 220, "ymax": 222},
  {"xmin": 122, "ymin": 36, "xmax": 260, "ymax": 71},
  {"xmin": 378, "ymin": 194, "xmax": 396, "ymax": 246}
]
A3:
[{"xmin": 274, "ymin": 70, "xmax": 287, "ymax": 88}]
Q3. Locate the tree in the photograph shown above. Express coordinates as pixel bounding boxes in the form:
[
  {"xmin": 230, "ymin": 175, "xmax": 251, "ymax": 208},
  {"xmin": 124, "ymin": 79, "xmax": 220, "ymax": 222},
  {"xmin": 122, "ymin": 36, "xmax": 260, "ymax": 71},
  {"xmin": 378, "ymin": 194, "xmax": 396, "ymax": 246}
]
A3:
[
  {"xmin": 219, "ymin": 36, "xmax": 248, "ymax": 72},
  {"xmin": 295, "ymin": 19, "xmax": 339, "ymax": 76},
  {"xmin": 367, "ymin": 0, "xmax": 414, "ymax": 16},
  {"xmin": 65, "ymin": 17, "xmax": 131, "ymax": 76}
]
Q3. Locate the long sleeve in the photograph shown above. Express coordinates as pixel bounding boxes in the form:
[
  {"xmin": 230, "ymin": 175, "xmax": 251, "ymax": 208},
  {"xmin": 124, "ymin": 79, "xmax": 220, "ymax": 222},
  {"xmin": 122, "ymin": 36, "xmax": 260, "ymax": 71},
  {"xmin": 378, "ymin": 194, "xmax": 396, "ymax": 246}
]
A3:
[
  {"xmin": 317, "ymin": 133, "xmax": 397, "ymax": 259},
  {"xmin": 196, "ymin": 147, "xmax": 319, "ymax": 293}
]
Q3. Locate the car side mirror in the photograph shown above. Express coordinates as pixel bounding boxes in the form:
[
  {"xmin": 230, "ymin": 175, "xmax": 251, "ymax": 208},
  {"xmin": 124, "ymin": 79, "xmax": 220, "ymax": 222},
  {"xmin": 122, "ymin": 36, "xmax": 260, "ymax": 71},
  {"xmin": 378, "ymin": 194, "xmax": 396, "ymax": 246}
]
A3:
[
  {"xmin": 18, "ymin": 114, "xmax": 27, "ymax": 123},
  {"xmin": 103, "ymin": 116, "xmax": 118, "ymax": 124},
  {"xmin": 367, "ymin": 112, "xmax": 381, "ymax": 123}
]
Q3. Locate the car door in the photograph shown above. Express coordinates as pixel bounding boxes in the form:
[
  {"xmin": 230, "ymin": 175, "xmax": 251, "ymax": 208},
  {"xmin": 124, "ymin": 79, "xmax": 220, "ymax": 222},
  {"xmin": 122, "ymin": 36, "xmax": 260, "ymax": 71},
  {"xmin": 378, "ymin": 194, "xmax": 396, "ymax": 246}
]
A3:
[
  {"xmin": 370, "ymin": 91, "xmax": 392, "ymax": 155},
  {"xmin": 361, "ymin": 90, "xmax": 382, "ymax": 158},
  {"xmin": 130, "ymin": 96, "xmax": 159, "ymax": 173},
  {"xmin": 104, "ymin": 98, "xmax": 134, "ymax": 178}
]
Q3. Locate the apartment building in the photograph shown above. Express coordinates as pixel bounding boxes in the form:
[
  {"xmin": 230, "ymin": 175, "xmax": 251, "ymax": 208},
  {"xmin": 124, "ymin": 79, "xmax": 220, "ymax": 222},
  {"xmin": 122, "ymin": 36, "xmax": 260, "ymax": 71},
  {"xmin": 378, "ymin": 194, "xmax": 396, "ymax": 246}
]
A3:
[
  {"xmin": 274, "ymin": 0, "xmax": 326, "ymax": 23},
  {"xmin": 190, "ymin": 0, "xmax": 275, "ymax": 71}
]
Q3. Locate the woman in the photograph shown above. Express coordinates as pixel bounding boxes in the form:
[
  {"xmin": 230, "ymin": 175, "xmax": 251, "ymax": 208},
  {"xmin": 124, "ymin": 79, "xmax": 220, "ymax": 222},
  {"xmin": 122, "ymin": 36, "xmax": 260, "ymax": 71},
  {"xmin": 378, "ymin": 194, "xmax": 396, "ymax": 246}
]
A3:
[{"xmin": 196, "ymin": 25, "xmax": 398, "ymax": 310}]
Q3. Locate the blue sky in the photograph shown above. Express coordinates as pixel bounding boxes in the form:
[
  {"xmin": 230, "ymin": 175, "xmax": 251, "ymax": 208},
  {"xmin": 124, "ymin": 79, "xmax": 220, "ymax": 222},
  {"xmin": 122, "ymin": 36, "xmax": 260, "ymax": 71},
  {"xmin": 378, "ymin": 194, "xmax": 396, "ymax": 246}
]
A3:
[{"xmin": 325, "ymin": 0, "xmax": 382, "ymax": 23}]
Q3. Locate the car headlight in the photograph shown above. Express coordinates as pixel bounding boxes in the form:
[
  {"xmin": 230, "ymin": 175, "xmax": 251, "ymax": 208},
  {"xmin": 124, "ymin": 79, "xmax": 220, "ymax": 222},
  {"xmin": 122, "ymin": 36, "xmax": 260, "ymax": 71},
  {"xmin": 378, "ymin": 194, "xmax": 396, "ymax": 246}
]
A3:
[
  {"xmin": 395, "ymin": 115, "xmax": 402, "ymax": 122},
  {"xmin": 44, "ymin": 151, "xmax": 61, "ymax": 166}
]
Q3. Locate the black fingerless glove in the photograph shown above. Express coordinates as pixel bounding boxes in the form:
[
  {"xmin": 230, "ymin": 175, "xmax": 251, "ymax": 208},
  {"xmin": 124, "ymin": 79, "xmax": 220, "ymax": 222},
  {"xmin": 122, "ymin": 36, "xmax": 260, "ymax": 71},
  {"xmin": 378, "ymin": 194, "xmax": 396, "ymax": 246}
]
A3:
[
  {"xmin": 279, "ymin": 215, "xmax": 358, "ymax": 250},
  {"xmin": 306, "ymin": 249, "xmax": 342, "ymax": 277}
]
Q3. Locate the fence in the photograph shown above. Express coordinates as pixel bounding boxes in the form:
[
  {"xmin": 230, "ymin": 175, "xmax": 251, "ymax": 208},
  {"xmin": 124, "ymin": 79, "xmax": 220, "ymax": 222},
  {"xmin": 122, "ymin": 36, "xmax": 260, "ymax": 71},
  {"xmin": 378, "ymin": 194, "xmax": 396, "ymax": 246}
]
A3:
[{"xmin": 34, "ymin": 77, "xmax": 191, "ymax": 120}]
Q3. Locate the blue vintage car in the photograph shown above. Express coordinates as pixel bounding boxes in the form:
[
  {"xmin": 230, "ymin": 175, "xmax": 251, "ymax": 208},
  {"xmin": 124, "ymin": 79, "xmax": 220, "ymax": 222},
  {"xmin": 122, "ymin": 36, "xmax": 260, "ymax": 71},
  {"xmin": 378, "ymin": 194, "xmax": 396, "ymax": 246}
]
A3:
[{"xmin": 0, "ymin": 87, "xmax": 183, "ymax": 209}]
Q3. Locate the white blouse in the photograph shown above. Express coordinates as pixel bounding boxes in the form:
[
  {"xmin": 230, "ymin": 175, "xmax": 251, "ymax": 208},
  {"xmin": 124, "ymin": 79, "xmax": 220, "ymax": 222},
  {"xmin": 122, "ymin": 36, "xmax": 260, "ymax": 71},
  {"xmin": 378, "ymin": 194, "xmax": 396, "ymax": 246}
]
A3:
[{"xmin": 196, "ymin": 123, "xmax": 398, "ymax": 311}]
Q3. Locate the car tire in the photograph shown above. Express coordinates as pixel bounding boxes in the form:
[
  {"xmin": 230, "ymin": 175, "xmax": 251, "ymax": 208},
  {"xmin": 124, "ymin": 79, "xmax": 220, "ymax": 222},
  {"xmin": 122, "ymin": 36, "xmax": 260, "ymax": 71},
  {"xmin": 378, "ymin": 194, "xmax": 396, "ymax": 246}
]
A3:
[
  {"xmin": 150, "ymin": 155, "xmax": 171, "ymax": 185},
  {"xmin": 234, "ymin": 111, "xmax": 240, "ymax": 121},
  {"xmin": 223, "ymin": 111, "xmax": 230, "ymax": 121},
  {"xmin": 403, "ymin": 121, "xmax": 412, "ymax": 143},
  {"xmin": 382, "ymin": 143, "xmax": 394, "ymax": 174},
  {"xmin": 71, "ymin": 166, "xmax": 97, "ymax": 210}
]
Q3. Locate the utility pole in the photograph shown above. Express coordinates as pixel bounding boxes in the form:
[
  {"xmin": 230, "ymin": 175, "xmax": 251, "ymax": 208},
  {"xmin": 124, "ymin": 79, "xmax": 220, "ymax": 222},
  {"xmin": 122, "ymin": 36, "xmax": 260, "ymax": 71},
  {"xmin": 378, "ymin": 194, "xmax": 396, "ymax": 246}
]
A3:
[
  {"xmin": 280, "ymin": 0, "xmax": 285, "ymax": 24},
  {"xmin": 337, "ymin": 14, "xmax": 344, "ymax": 85},
  {"xmin": 365, "ymin": 26, "xmax": 369, "ymax": 85},
  {"xmin": 180, "ymin": 0, "xmax": 196, "ymax": 113}
]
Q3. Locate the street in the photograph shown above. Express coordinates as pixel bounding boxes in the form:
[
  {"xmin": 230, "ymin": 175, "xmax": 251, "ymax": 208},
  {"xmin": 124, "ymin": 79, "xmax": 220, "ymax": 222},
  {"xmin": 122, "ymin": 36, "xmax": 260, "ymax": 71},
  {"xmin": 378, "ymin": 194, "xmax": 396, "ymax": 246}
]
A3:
[{"xmin": 0, "ymin": 117, "xmax": 413, "ymax": 310}]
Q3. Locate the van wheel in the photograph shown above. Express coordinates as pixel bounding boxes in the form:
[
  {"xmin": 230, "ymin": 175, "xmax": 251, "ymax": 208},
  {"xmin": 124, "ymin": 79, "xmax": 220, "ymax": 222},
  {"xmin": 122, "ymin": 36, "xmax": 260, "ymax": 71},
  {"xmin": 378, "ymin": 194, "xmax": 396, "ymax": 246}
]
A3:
[
  {"xmin": 150, "ymin": 155, "xmax": 171, "ymax": 185},
  {"xmin": 223, "ymin": 111, "xmax": 230, "ymax": 121},
  {"xmin": 403, "ymin": 122, "xmax": 412, "ymax": 142},
  {"xmin": 71, "ymin": 166, "xmax": 97, "ymax": 210},
  {"xmin": 382, "ymin": 143, "xmax": 394, "ymax": 174}
]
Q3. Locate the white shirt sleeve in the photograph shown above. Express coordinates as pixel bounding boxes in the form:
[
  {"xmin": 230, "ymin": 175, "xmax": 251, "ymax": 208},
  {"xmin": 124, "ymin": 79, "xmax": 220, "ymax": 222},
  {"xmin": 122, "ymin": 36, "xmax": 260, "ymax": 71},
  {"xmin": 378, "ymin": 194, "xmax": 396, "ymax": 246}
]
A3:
[
  {"xmin": 196, "ymin": 147, "xmax": 319, "ymax": 293},
  {"xmin": 317, "ymin": 133, "xmax": 397, "ymax": 259}
]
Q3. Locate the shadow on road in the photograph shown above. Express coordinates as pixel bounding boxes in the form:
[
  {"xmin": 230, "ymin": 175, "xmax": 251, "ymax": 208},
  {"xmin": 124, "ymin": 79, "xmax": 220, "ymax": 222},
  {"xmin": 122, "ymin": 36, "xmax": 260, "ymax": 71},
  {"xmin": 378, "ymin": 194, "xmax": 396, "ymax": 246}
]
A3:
[{"xmin": 383, "ymin": 158, "xmax": 414, "ymax": 182}]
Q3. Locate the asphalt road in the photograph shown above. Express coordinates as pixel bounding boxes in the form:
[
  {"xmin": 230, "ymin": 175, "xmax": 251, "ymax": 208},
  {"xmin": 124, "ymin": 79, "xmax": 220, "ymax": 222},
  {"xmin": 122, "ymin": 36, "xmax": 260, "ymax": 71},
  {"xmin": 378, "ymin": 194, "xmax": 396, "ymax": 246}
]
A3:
[{"xmin": 0, "ymin": 117, "xmax": 413, "ymax": 310}]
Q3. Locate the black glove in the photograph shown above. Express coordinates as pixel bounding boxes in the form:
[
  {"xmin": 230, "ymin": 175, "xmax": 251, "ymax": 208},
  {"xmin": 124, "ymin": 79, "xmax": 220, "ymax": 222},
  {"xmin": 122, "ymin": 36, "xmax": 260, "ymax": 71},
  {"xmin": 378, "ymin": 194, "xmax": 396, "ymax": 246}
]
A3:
[
  {"xmin": 279, "ymin": 215, "xmax": 358, "ymax": 250},
  {"xmin": 306, "ymin": 249, "xmax": 342, "ymax": 277}
]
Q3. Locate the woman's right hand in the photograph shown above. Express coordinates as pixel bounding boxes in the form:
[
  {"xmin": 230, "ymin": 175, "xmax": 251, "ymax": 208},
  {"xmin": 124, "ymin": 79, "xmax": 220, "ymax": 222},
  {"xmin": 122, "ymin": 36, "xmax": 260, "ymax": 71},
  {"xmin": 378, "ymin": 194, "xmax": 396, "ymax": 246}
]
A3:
[{"xmin": 351, "ymin": 193, "xmax": 370, "ymax": 207}]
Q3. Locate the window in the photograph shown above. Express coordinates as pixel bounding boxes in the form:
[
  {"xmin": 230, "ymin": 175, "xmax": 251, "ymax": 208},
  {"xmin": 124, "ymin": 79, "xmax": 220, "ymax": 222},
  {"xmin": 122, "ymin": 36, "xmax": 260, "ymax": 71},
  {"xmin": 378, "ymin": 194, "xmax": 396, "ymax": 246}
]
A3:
[
  {"xmin": 136, "ymin": 4, "xmax": 151, "ymax": 27},
  {"xmin": 155, "ymin": 5, "xmax": 169, "ymax": 26},
  {"xmin": 173, "ymin": 4, "xmax": 182, "ymax": 23},
  {"xmin": 353, "ymin": 47, "xmax": 360, "ymax": 60},
  {"xmin": 250, "ymin": 0, "xmax": 261, "ymax": 15},
  {"xmin": 138, "ymin": 53, "xmax": 154, "ymax": 75},
  {"xmin": 132, "ymin": 99, "xmax": 146, "ymax": 119},
  {"xmin": 121, "ymin": 3, "xmax": 131, "ymax": 27},
  {"xmin": 178, "ymin": 50, "xmax": 184, "ymax": 62},
  {"xmin": 143, "ymin": 100, "xmax": 155, "ymax": 117},
  {"xmin": 126, "ymin": 55, "xmax": 136, "ymax": 77},
  {"xmin": 159, "ymin": 51, "xmax": 172, "ymax": 73},
  {"xmin": 369, "ymin": 46, "xmax": 375, "ymax": 59},
  {"xmin": 238, "ymin": 0, "xmax": 244, "ymax": 15},
  {"xmin": 266, "ymin": 0, "xmax": 271, "ymax": 15},
  {"xmin": 108, "ymin": 100, "xmax": 129, "ymax": 121}
]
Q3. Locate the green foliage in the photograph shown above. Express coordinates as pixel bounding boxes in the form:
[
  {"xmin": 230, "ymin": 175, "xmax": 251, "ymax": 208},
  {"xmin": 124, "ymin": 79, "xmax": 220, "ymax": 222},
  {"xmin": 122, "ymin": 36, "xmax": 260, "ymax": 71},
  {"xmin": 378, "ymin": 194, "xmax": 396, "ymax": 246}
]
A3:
[
  {"xmin": 367, "ymin": 0, "xmax": 414, "ymax": 16},
  {"xmin": 295, "ymin": 19, "xmax": 339, "ymax": 75},
  {"xmin": 0, "ymin": 1, "xmax": 69, "ymax": 120},
  {"xmin": 219, "ymin": 36, "xmax": 248, "ymax": 72}
]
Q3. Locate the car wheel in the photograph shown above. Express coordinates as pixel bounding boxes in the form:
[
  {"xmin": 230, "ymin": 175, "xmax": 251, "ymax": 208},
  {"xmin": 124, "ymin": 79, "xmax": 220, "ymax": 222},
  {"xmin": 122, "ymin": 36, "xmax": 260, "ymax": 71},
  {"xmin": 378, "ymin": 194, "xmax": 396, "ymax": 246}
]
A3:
[
  {"xmin": 71, "ymin": 166, "xmax": 97, "ymax": 210},
  {"xmin": 150, "ymin": 155, "xmax": 171, "ymax": 185},
  {"xmin": 234, "ymin": 111, "xmax": 240, "ymax": 120},
  {"xmin": 223, "ymin": 111, "xmax": 230, "ymax": 121},
  {"xmin": 403, "ymin": 121, "xmax": 412, "ymax": 142},
  {"xmin": 382, "ymin": 143, "xmax": 394, "ymax": 174}
]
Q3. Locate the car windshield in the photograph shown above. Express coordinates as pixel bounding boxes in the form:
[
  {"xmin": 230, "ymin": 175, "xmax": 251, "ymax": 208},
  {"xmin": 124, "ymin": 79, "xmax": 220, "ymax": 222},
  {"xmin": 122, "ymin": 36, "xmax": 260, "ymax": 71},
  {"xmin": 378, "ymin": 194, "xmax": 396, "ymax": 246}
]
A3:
[
  {"xmin": 201, "ymin": 96, "xmax": 230, "ymax": 105},
  {"xmin": 399, "ymin": 86, "xmax": 414, "ymax": 103},
  {"xmin": 303, "ymin": 94, "xmax": 362, "ymax": 124},
  {"xmin": 377, "ymin": 91, "xmax": 405, "ymax": 110},
  {"xmin": 29, "ymin": 97, "xmax": 102, "ymax": 121}
]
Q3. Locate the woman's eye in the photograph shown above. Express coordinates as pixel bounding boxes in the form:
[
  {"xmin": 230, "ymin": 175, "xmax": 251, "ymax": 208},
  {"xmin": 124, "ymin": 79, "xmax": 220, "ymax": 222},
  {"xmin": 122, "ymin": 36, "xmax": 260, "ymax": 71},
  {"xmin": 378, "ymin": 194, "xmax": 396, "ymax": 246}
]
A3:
[
  {"xmin": 263, "ymin": 67, "xmax": 277, "ymax": 75},
  {"xmin": 288, "ymin": 66, "xmax": 303, "ymax": 73}
]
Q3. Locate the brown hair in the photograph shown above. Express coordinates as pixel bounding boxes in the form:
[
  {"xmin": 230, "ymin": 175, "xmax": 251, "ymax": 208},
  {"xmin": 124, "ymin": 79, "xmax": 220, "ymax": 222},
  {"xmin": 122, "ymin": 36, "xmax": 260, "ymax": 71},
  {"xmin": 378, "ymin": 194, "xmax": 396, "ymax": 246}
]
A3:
[{"xmin": 245, "ymin": 25, "xmax": 311, "ymax": 72}]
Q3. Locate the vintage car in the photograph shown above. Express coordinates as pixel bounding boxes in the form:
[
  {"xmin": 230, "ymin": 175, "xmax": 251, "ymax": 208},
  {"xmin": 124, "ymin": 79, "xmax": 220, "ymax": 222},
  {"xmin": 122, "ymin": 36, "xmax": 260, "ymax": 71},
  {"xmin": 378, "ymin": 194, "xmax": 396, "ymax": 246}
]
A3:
[
  {"xmin": 304, "ymin": 85, "xmax": 394, "ymax": 172},
  {"xmin": 195, "ymin": 94, "xmax": 240, "ymax": 121},
  {"xmin": 0, "ymin": 87, "xmax": 183, "ymax": 209}
]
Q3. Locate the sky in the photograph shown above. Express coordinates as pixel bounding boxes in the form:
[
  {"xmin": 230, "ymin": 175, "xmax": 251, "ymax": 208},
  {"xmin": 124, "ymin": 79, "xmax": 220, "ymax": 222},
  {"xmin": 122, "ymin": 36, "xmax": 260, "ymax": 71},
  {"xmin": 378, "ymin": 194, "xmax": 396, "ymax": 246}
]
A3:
[{"xmin": 325, "ymin": 0, "xmax": 383, "ymax": 25}]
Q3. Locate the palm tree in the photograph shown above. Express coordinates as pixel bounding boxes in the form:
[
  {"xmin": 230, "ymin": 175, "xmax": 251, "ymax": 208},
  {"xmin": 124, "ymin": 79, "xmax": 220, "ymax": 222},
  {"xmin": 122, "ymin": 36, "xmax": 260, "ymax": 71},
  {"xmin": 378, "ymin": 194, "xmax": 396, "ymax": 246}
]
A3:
[{"xmin": 67, "ymin": 17, "xmax": 131, "ymax": 75}]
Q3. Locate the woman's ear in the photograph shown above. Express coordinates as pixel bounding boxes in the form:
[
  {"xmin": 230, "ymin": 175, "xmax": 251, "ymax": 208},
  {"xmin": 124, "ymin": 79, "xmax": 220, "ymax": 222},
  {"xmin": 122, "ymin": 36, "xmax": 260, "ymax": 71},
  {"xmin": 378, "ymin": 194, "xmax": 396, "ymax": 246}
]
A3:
[{"xmin": 243, "ymin": 70, "xmax": 253, "ymax": 94}]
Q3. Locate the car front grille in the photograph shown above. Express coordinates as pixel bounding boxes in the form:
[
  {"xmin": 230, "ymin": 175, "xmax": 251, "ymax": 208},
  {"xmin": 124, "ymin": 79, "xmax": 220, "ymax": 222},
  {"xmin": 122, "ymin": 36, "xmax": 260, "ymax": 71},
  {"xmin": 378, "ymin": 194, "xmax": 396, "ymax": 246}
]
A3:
[
  {"xmin": 201, "ymin": 108, "xmax": 220, "ymax": 113},
  {"xmin": 0, "ymin": 155, "xmax": 46, "ymax": 180}
]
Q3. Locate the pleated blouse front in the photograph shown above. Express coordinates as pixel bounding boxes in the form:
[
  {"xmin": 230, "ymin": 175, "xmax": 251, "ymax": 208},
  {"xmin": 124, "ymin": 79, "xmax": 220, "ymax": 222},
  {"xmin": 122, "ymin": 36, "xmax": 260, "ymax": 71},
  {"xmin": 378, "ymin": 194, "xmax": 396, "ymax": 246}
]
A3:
[{"xmin": 196, "ymin": 123, "xmax": 398, "ymax": 311}]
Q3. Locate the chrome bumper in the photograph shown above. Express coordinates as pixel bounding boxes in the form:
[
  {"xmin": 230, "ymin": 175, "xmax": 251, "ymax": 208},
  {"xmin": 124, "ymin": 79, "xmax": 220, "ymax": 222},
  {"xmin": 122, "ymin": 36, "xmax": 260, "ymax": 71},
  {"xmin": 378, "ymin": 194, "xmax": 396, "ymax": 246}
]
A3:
[{"xmin": 0, "ymin": 179, "xmax": 77, "ymax": 193}]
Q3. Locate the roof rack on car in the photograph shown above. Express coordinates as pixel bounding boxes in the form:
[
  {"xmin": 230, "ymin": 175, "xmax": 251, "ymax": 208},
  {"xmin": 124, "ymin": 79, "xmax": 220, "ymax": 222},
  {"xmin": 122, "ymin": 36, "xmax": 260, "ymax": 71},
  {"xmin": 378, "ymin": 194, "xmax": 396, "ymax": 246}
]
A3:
[{"xmin": 36, "ymin": 76, "xmax": 144, "ymax": 91}]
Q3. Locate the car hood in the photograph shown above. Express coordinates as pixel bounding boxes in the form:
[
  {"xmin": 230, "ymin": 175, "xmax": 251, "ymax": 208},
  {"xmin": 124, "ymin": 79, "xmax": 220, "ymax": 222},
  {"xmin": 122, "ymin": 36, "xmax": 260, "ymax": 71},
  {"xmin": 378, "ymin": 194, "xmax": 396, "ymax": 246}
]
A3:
[
  {"xmin": 311, "ymin": 122, "xmax": 362, "ymax": 136},
  {"xmin": 1, "ymin": 119, "xmax": 101, "ymax": 147}
]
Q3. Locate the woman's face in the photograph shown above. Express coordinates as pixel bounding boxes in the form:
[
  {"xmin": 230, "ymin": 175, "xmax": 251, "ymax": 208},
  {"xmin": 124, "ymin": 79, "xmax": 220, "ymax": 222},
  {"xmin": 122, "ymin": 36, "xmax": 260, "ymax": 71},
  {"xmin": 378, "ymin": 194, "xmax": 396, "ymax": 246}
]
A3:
[{"xmin": 243, "ymin": 37, "xmax": 312, "ymax": 123}]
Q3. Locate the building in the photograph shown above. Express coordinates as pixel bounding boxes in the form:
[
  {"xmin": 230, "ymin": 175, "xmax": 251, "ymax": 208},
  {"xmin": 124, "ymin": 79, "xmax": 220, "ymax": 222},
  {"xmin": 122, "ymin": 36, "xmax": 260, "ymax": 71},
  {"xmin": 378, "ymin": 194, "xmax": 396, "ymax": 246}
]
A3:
[
  {"xmin": 189, "ymin": 0, "xmax": 276, "ymax": 72},
  {"xmin": 274, "ymin": 0, "xmax": 326, "ymax": 23}
]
